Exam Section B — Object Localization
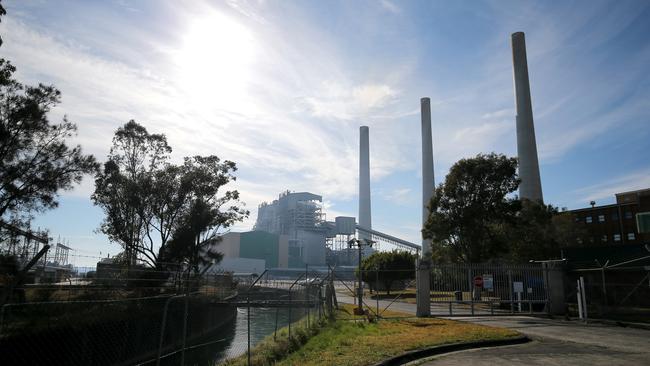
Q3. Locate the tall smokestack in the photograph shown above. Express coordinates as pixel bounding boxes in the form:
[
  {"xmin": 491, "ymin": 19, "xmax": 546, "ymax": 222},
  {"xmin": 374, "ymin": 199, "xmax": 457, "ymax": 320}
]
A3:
[
  {"xmin": 359, "ymin": 126, "xmax": 371, "ymax": 239},
  {"xmin": 416, "ymin": 97, "xmax": 434, "ymax": 317},
  {"xmin": 511, "ymin": 32, "xmax": 543, "ymax": 203}
]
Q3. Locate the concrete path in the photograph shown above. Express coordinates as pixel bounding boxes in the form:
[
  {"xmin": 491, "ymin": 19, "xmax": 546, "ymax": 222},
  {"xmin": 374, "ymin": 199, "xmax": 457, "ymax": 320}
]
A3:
[{"xmin": 337, "ymin": 293, "xmax": 650, "ymax": 365}]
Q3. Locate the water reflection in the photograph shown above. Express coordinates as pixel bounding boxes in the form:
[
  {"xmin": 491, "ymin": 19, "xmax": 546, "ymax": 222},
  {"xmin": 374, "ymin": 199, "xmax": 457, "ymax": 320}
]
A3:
[{"xmin": 159, "ymin": 306, "xmax": 307, "ymax": 366}]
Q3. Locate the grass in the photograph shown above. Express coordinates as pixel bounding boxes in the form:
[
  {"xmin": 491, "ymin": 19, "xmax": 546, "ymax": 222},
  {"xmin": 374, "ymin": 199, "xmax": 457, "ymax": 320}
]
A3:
[{"xmin": 224, "ymin": 303, "xmax": 519, "ymax": 366}]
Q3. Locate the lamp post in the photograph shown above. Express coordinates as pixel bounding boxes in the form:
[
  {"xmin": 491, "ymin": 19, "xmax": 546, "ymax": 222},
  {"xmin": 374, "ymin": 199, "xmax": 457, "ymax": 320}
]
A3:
[{"xmin": 348, "ymin": 238, "xmax": 375, "ymax": 315}]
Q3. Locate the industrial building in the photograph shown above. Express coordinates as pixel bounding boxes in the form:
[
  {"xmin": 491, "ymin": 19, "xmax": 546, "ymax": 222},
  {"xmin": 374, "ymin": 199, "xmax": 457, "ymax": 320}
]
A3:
[
  {"xmin": 569, "ymin": 188, "xmax": 650, "ymax": 245},
  {"xmin": 254, "ymin": 190, "xmax": 360, "ymax": 267},
  {"xmin": 207, "ymin": 126, "xmax": 420, "ymax": 274}
]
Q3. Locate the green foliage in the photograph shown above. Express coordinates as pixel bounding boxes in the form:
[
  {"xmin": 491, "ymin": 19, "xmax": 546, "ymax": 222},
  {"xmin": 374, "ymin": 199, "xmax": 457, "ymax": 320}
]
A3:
[
  {"xmin": 93, "ymin": 121, "xmax": 249, "ymax": 269},
  {"xmin": 505, "ymin": 202, "xmax": 588, "ymax": 261},
  {"xmin": 424, "ymin": 153, "xmax": 586, "ymax": 263},
  {"xmin": 0, "ymin": 57, "xmax": 98, "ymax": 224},
  {"xmin": 92, "ymin": 120, "xmax": 172, "ymax": 266},
  {"xmin": 423, "ymin": 153, "xmax": 520, "ymax": 263},
  {"xmin": 359, "ymin": 250, "xmax": 415, "ymax": 295}
]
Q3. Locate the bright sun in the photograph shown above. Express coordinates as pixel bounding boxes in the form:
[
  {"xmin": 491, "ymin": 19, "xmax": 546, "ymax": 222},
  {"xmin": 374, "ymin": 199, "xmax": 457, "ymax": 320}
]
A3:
[{"xmin": 175, "ymin": 12, "xmax": 256, "ymax": 106}]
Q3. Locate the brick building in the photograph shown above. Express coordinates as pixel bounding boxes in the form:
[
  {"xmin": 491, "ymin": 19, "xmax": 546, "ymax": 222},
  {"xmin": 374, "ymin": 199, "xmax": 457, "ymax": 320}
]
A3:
[{"xmin": 569, "ymin": 188, "xmax": 650, "ymax": 245}]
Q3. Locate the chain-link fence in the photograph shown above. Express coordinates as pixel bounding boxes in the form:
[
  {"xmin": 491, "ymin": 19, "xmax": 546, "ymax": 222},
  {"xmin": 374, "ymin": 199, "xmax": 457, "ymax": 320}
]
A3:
[
  {"xmin": 429, "ymin": 263, "xmax": 549, "ymax": 316},
  {"xmin": 0, "ymin": 266, "xmax": 335, "ymax": 366},
  {"xmin": 330, "ymin": 263, "xmax": 550, "ymax": 318},
  {"xmin": 566, "ymin": 265, "xmax": 650, "ymax": 322}
]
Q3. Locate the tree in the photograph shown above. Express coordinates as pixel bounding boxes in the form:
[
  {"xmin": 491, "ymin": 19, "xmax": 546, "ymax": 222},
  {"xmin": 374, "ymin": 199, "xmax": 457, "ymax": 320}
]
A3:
[
  {"xmin": 92, "ymin": 120, "xmax": 171, "ymax": 266},
  {"xmin": 424, "ymin": 153, "xmax": 588, "ymax": 264},
  {"xmin": 423, "ymin": 153, "xmax": 520, "ymax": 263},
  {"xmin": 505, "ymin": 202, "xmax": 588, "ymax": 262},
  {"xmin": 360, "ymin": 250, "xmax": 415, "ymax": 295},
  {"xmin": 93, "ymin": 122, "xmax": 248, "ymax": 269},
  {"xmin": 161, "ymin": 156, "xmax": 249, "ymax": 274},
  {"xmin": 0, "ymin": 23, "xmax": 98, "ymax": 225},
  {"xmin": 0, "ymin": 1, "xmax": 6, "ymax": 47}
]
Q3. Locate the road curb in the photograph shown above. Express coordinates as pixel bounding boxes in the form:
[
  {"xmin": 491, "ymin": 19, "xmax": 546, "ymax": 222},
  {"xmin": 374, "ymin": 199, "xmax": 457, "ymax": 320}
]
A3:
[
  {"xmin": 590, "ymin": 319, "xmax": 650, "ymax": 331},
  {"xmin": 371, "ymin": 335, "xmax": 531, "ymax": 366}
]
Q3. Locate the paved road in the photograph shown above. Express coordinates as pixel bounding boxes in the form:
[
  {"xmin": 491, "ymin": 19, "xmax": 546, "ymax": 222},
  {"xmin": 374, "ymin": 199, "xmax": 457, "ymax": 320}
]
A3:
[{"xmin": 337, "ymin": 293, "xmax": 650, "ymax": 365}]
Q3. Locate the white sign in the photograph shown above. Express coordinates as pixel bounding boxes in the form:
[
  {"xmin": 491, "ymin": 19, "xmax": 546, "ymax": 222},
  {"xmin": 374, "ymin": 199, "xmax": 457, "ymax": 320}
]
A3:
[
  {"xmin": 513, "ymin": 281, "xmax": 524, "ymax": 293},
  {"xmin": 482, "ymin": 274, "xmax": 494, "ymax": 291}
]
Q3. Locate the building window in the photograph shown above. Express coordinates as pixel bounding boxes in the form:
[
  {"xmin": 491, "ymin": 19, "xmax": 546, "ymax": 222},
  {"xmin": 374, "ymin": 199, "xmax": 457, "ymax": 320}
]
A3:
[
  {"xmin": 625, "ymin": 211, "xmax": 633, "ymax": 219},
  {"xmin": 576, "ymin": 238, "xmax": 583, "ymax": 244},
  {"xmin": 574, "ymin": 216, "xmax": 581, "ymax": 223},
  {"xmin": 614, "ymin": 234, "xmax": 621, "ymax": 242},
  {"xmin": 598, "ymin": 214, "xmax": 605, "ymax": 222},
  {"xmin": 585, "ymin": 216, "xmax": 593, "ymax": 223},
  {"xmin": 627, "ymin": 233, "xmax": 636, "ymax": 241},
  {"xmin": 612, "ymin": 212, "xmax": 619, "ymax": 220},
  {"xmin": 601, "ymin": 235, "xmax": 607, "ymax": 242}
]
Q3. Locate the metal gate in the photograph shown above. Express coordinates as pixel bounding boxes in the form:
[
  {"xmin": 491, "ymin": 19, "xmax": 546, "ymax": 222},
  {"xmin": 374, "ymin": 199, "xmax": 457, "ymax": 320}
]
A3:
[
  {"xmin": 330, "ymin": 263, "xmax": 549, "ymax": 318},
  {"xmin": 429, "ymin": 263, "xmax": 549, "ymax": 316}
]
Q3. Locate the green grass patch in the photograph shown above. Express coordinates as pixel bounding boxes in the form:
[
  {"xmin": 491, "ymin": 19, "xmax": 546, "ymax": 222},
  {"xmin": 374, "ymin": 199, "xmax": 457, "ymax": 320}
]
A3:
[{"xmin": 224, "ymin": 303, "xmax": 519, "ymax": 366}]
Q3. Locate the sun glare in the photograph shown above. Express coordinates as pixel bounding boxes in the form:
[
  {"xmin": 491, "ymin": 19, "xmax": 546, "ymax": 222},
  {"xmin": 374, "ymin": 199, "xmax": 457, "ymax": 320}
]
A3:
[{"xmin": 175, "ymin": 12, "xmax": 256, "ymax": 107}]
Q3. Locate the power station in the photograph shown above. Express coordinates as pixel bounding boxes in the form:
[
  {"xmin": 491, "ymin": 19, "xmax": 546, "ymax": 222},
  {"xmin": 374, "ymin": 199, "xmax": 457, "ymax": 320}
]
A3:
[{"xmin": 211, "ymin": 31, "xmax": 545, "ymax": 285}]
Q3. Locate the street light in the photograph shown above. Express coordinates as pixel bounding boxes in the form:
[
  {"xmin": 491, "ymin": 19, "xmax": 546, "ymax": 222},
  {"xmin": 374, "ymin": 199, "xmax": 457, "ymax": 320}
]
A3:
[{"xmin": 348, "ymin": 237, "xmax": 375, "ymax": 315}]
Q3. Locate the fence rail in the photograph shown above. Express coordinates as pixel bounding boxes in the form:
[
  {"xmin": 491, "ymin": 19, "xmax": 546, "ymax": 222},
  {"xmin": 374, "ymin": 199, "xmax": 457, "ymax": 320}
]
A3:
[{"xmin": 0, "ymin": 267, "xmax": 335, "ymax": 366}]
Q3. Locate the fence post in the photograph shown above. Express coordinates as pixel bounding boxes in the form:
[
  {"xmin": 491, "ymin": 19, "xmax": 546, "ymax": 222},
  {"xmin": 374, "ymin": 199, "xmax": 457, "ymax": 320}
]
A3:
[
  {"xmin": 180, "ymin": 293, "xmax": 189, "ymax": 366},
  {"xmin": 580, "ymin": 276, "xmax": 588, "ymax": 321},
  {"xmin": 577, "ymin": 278, "xmax": 584, "ymax": 320},
  {"xmin": 156, "ymin": 295, "xmax": 182, "ymax": 366},
  {"xmin": 468, "ymin": 266, "xmax": 474, "ymax": 316},
  {"xmin": 508, "ymin": 270, "xmax": 514, "ymax": 314},
  {"xmin": 375, "ymin": 267, "xmax": 379, "ymax": 319},
  {"xmin": 288, "ymin": 289, "xmax": 292, "ymax": 339},
  {"xmin": 274, "ymin": 306, "xmax": 279, "ymax": 341},
  {"xmin": 601, "ymin": 267, "xmax": 607, "ymax": 307},
  {"xmin": 0, "ymin": 304, "xmax": 7, "ymax": 337},
  {"xmin": 247, "ymin": 290, "xmax": 251, "ymax": 366}
]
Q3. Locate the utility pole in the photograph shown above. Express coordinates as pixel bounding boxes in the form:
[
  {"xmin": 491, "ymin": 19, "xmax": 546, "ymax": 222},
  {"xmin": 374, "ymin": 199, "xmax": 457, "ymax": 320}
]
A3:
[{"xmin": 348, "ymin": 238, "xmax": 374, "ymax": 315}]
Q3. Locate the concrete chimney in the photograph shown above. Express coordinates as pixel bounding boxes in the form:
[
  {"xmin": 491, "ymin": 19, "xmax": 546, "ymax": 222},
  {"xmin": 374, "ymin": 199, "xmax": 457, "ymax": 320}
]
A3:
[
  {"xmin": 359, "ymin": 126, "xmax": 371, "ymax": 239},
  {"xmin": 416, "ymin": 97, "xmax": 434, "ymax": 317},
  {"xmin": 511, "ymin": 32, "xmax": 543, "ymax": 203}
]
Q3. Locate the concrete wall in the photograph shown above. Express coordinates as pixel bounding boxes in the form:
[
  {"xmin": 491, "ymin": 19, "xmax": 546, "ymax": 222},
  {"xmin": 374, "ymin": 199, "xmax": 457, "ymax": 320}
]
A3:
[
  {"xmin": 211, "ymin": 257, "xmax": 266, "ymax": 274},
  {"xmin": 278, "ymin": 234, "xmax": 289, "ymax": 268},
  {"xmin": 297, "ymin": 230, "xmax": 326, "ymax": 266},
  {"xmin": 218, "ymin": 232, "xmax": 241, "ymax": 258}
]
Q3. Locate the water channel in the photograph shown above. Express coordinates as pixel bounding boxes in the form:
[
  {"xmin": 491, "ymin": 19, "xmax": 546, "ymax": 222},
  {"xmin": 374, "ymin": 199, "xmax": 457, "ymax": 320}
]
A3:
[{"xmin": 158, "ymin": 306, "xmax": 307, "ymax": 366}]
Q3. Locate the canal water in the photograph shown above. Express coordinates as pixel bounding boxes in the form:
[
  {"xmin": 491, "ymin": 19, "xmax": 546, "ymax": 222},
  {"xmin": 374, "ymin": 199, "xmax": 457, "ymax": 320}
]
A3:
[{"xmin": 160, "ymin": 306, "xmax": 307, "ymax": 366}]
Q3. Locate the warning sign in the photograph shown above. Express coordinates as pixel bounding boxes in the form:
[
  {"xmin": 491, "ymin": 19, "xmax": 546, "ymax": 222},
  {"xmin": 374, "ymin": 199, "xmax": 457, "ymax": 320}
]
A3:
[
  {"xmin": 473, "ymin": 276, "xmax": 483, "ymax": 287},
  {"xmin": 482, "ymin": 274, "xmax": 494, "ymax": 291}
]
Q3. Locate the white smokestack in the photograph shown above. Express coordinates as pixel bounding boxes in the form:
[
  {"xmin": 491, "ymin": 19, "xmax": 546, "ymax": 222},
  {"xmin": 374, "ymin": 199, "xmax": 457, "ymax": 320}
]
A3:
[
  {"xmin": 420, "ymin": 98, "xmax": 434, "ymax": 259},
  {"xmin": 417, "ymin": 97, "xmax": 434, "ymax": 317},
  {"xmin": 359, "ymin": 126, "xmax": 371, "ymax": 239},
  {"xmin": 511, "ymin": 32, "xmax": 543, "ymax": 203}
]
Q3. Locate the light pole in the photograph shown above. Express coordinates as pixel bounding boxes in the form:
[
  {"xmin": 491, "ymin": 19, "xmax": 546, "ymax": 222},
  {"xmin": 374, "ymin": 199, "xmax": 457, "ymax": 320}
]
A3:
[{"xmin": 348, "ymin": 238, "xmax": 375, "ymax": 315}]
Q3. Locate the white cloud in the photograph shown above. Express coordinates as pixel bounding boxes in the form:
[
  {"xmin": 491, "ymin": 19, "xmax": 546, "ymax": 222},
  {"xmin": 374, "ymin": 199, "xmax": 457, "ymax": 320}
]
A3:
[
  {"xmin": 379, "ymin": 0, "xmax": 401, "ymax": 15},
  {"xmin": 382, "ymin": 188, "xmax": 414, "ymax": 206},
  {"xmin": 573, "ymin": 169, "xmax": 650, "ymax": 204},
  {"xmin": 302, "ymin": 81, "xmax": 398, "ymax": 120}
]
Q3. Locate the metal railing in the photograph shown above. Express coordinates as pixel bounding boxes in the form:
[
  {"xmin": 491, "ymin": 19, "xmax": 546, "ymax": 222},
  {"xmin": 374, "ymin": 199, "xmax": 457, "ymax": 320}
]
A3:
[{"xmin": 0, "ymin": 267, "xmax": 335, "ymax": 366}]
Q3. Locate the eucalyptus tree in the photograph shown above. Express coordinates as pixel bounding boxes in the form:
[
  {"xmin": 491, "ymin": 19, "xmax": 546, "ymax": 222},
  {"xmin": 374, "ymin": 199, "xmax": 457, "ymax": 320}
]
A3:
[
  {"xmin": 92, "ymin": 121, "xmax": 171, "ymax": 266},
  {"xmin": 93, "ymin": 122, "xmax": 248, "ymax": 269},
  {"xmin": 0, "ymin": 8, "xmax": 98, "ymax": 226},
  {"xmin": 162, "ymin": 156, "xmax": 249, "ymax": 274}
]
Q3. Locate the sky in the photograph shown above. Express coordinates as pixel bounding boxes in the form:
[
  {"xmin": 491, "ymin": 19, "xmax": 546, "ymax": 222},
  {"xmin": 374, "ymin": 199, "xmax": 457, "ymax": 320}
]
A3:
[{"xmin": 1, "ymin": 0, "xmax": 649, "ymax": 266}]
